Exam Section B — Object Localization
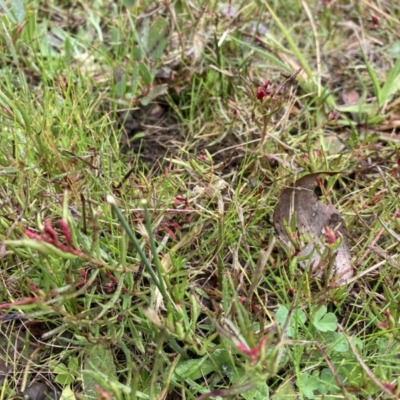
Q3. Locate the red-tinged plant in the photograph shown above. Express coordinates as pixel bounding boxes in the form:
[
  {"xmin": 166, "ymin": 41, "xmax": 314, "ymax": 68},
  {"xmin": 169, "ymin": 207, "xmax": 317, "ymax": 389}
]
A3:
[
  {"xmin": 256, "ymin": 80, "xmax": 272, "ymax": 102},
  {"xmin": 236, "ymin": 337, "xmax": 268, "ymax": 365},
  {"xmin": 0, "ymin": 297, "xmax": 40, "ymax": 310},
  {"xmin": 25, "ymin": 219, "xmax": 83, "ymax": 257},
  {"xmin": 382, "ymin": 382, "xmax": 397, "ymax": 394},
  {"xmin": 324, "ymin": 226, "xmax": 338, "ymax": 245},
  {"xmin": 377, "ymin": 309, "xmax": 394, "ymax": 330}
]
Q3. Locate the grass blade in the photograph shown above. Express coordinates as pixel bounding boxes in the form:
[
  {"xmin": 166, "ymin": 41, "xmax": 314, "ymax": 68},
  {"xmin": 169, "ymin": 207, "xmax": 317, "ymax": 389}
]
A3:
[
  {"xmin": 380, "ymin": 56, "xmax": 400, "ymax": 106},
  {"xmin": 361, "ymin": 48, "xmax": 382, "ymax": 106},
  {"xmin": 107, "ymin": 195, "xmax": 172, "ymax": 306},
  {"xmin": 264, "ymin": 2, "xmax": 313, "ymax": 80}
]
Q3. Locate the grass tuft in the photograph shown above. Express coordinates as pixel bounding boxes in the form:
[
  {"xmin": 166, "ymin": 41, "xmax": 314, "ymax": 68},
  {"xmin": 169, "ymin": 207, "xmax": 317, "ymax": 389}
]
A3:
[{"xmin": 0, "ymin": 1, "xmax": 400, "ymax": 399}]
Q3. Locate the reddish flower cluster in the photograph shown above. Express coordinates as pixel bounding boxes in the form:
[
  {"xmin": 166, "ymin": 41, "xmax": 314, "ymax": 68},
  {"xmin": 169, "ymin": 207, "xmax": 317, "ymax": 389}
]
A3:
[
  {"xmin": 256, "ymin": 80, "xmax": 272, "ymax": 102},
  {"xmin": 324, "ymin": 226, "xmax": 338, "ymax": 245},
  {"xmin": 377, "ymin": 309, "xmax": 393, "ymax": 329}
]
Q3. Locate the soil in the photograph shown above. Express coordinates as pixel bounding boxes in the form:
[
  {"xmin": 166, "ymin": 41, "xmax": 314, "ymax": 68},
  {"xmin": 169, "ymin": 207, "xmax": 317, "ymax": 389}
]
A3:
[{"xmin": 119, "ymin": 101, "xmax": 246, "ymax": 174}]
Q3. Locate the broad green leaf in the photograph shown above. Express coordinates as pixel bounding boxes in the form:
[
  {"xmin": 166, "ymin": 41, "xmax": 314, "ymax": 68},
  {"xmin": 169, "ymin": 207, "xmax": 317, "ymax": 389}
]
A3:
[
  {"xmin": 312, "ymin": 306, "xmax": 337, "ymax": 332},
  {"xmin": 130, "ymin": 63, "xmax": 139, "ymax": 94},
  {"xmin": 271, "ymin": 378, "xmax": 297, "ymax": 400},
  {"xmin": 229, "ymin": 368, "xmax": 269, "ymax": 399},
  {"xmin": 140, "ymin": 96, "xmax": 150, "ymax": 106},
  {"xmin": 146, "ymin": 84, "xmax": 168, "ymax": 101},
  {"xmin": 147, "ymin": 17, "xmax": 169, "ymax": 60},
  {"xmin": 138, "ymin": 62, "xmax": 153, "ymax": 85},
  {"xmin": 335, "ymin": 103, "xmax": 377, "ymax": 114},
  {"xmin": 320, "ymin": 368, "xmax": 341, "ymax": 394},
  {"xmin": 82, "ymin": 344, "xmax": 118, "ymax": 397},
  {"xmin": 114, "ymin": 66, "xmax": 126, "ymax": 97},
  {"xmin": 68, "ymin": 356, "xmax": 79, "ymax": 375},
  {"xmin": 132, "ymin": 46, "xmax": 144, "ymax": 61},
  {"xmin": 60, "ymin": 385, "xmax": 76, "ymax": 400},
  {"xmin": 297, "ymin": 372, "xmax": 320, "ymax": 399},
  {"xmin": 173, "ymin": 356, "xmax": 213, "ymax": 380},
  {"xmin": 210, "ymin": 348, "xmax": 234, "ymax": 370},
  {"xmin": 137, "ymin": 17, "xmax": 149, "ymax": 53},
  {"xmin": 131, "ymin": 132, "xmax": 145, "ymax": 140},
  {"xmin": 388, "ymin": 41, "xmax": 400, "ymax": 58},
  {"xmin": 53, "ymin": 363, "xmax": 74, "ymax": 385},
  {"xmin": 11, "ymin": 0, "xmax": 26, "ymax": 24},
  {"xmin": 352, "ymin": 336, "xmax": 364, "ymax": 350},
  {"xmin": 380, "ymin": 56, "xmax": 400, "ymax": 104},
  {"xmin": 242, "ymin": 383, "xmax": 269, "ymax": 400},
  {"xmin": 332, "ymin": 332, "xmax": 349, "ymax": 352},
  {"xmin": 276, "ymin": 305, "xmax": 307, "ymax": 337},
  {"xmin": 173, "ymin": 349, "xmax": 234, "ymax": 383}
]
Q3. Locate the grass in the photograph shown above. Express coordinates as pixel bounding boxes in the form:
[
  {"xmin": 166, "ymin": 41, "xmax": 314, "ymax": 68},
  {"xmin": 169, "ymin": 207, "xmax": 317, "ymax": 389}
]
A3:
[{"xmin": 1, "ymin": 0, "xmax": 400, "ymax": 399}]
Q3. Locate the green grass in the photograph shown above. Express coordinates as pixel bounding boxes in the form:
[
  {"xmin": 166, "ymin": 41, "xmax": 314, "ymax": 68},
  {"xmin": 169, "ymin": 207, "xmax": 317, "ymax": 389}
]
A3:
[{"xmin": 1, "ymin": 1, "xmax": 400, "ymax": 399}]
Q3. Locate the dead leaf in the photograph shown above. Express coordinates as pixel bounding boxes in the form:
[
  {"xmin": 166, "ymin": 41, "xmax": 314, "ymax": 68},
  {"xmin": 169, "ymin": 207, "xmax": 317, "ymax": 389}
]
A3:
[
  {"xmin": 342, "ymin": 88, "xmax": 361, "ymax": 122},
  {"xmin": 191, "ymin": 18, "xmax": 207, "ymax": 63},
  {"xmin": 341, "ymin": 88, "xmax": 360, "ymax": 106},
  {"xmin": 273, "ymin": 173, "xmax": 353, "ymax": 286},
  {"xmin": 219, "ymin": 3, "xmax": 237, "ymax": 18}
]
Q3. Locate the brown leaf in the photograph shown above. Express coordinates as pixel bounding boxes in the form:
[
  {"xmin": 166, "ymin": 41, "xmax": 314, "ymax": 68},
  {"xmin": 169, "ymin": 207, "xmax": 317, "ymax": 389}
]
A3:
[
  {"xmin": 341, "ymin": 88, "xmax": 360, "ymax": 105},
  {"xmin": 273, "ymin": 173, "xmax": 353, "ymax": 286}
]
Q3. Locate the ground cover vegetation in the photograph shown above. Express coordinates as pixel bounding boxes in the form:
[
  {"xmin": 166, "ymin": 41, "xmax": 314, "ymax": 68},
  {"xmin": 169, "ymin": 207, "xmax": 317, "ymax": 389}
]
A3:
[{"xmin": 1, "ymin": 0, "xmax": 400, "ymax": 399}]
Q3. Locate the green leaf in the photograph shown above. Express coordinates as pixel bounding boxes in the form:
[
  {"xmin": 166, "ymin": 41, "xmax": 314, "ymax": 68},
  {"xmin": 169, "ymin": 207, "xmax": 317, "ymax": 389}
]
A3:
[
  {"xmin": 276, "ymin": 305, "xmax": 307, "ymax": 337},
  {"xmin": 231, "ymin": 36, "xmax": 291, "ymax": 73},
  {"xmin": 332, "ymin": 332, "xmax": 349, "ymax": 352},
  {"xmin": 380, "ymin": 56, "xmax": 400, "ymax": 104},
  {"xmin": 68, "ymin": 356, "xmax": 79, "ymax": 375},
  {"xmin": 53, "ymin": 363, "xmax": 74, "ymax": 385},
  {"xmin": 336, "ymin": 103, "xmax": 377, "ymax": 114},
  {"xmin": 60, "ymin": 385, "xmax": 76, "ymax": 400},
  {"xmin": 0, "ymin": 0, "xmax": 16, "ymax": 23},
  {"xmin": 4, "ymin": 239, "xmax": 78, "ymax": 260},
  {"xmin": 140, "ymin": 96, "xmax": 150, "ymax": 106},
  {"xmin": 352, "ymin": 336, "xmax": 364, "ymax": 350},
  {"xmin": 242, "ymin": 383, "xmax": 269, "ymax": 400},
  {"xmin": 173, "ymin": 356, "xmax": 214, "ymax": 380},
  {"xmin": 388, "ymin": 41, "xmax": 400, "ymax": 58},
  {"xmin": 263, "ymin": 2, "xmax": 313, "ymax": 80},
  {"xmin": 229, "ymin": 368, "xmax": 269, "ymax": 399},
  {"xmin": 146, "ymin": 84, "xmax": 168, "ymax": 102},
  {"xmin": 320, "ymin": 368, "xmax": 340, "ymax": 394},
  {"xmin": 114, "ymin": 66, "xmax": 126, "ymax": 97},
  {"xmin": 82, "ymin": 344, "xmax": 118, "ymax": 397},
  {"xmin": 271, "ymin": 378, "xmax": 297, "ymax": 400},
  {"xmin": 10, "ymin": 0, "xmax": 26, "ymax": 24},
  {"xmin": 131, "ymin": 132, "xmax": 145, "ymax": 141},
  {"xmin": 312, "ymin": 305, "xmax": 337, "ymax": 332},
  {"xmin": 147, "ymin": 17, "xmax": 169, "ymax": 60},
  {"xmin": 210, "ymin": 348, "xmax": 234, "ymax": 371},
  {"xmin": 130, "ymin": 63, "xmax": 139, "ymax": 95},
  {"xmin": 138, "ymin": 62, "xmax": 153, "ymax": 86},
  {"xmin": 297, "ymin": 372, "xmax": 320, "ymax": 399},
  {"xmin": 361, "ymin": 49, "xmax": 382, "ymax": 105}
]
